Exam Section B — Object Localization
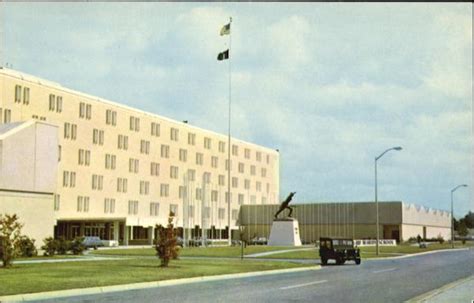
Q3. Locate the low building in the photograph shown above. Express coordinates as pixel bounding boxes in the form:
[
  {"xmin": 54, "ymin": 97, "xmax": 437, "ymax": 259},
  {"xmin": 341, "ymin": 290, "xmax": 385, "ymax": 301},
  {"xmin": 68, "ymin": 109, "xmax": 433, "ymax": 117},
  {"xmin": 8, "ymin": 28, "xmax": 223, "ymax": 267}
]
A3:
[{"xmin": 239, "ymin": 202, "xmax": 451, "ymax": 243}]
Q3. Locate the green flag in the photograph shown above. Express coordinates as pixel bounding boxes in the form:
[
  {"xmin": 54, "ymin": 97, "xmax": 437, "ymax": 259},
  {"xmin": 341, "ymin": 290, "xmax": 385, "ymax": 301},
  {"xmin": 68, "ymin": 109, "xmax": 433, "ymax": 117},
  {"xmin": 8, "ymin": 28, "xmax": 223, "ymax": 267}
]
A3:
[{"xmin": 217, "ymin": 49, "xmax": 229, "ymax": 61}]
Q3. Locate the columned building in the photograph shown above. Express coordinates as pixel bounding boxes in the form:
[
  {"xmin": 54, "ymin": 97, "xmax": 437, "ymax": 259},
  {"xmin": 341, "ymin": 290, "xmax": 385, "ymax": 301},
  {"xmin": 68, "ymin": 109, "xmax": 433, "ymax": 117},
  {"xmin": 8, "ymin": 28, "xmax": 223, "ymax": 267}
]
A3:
[{"xmin": 0, "ymin": 68, "xmax": 280, "ymax": 245}]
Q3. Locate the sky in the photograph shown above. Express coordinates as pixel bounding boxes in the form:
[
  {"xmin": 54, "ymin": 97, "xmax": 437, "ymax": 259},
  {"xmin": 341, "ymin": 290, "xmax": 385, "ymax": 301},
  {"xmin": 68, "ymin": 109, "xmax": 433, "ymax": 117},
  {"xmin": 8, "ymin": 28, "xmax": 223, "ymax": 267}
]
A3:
[{"xmin": 1, "ymin": 3, "xmax": 472, "ymax": 217}]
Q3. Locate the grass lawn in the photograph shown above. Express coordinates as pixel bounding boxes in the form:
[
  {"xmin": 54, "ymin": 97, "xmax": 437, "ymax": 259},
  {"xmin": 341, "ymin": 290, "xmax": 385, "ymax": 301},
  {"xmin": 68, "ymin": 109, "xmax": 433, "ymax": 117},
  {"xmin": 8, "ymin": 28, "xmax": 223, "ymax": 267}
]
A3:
[
  {"xmin": 16, "ymin": 255, "xmax": 85, "ymax": 261},
  {"xmin": 258, "ymin": 242, "xmax": 473, "ymax": 260},
  {"xmin": 0, "ymin": 258, "xmax": 307, "ymax": 296},
  {"xmin": 92, "ymin": 245, "xmax": 309, "ymax": 258}
]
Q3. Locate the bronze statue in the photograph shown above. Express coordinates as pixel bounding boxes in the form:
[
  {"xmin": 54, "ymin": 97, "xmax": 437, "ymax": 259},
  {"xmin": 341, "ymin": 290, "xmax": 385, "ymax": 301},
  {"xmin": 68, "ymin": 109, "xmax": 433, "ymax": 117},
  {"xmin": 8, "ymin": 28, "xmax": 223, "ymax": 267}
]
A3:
[{"xmin": 274, "ymin": 192, "xmax": 296, "ymax": 219}]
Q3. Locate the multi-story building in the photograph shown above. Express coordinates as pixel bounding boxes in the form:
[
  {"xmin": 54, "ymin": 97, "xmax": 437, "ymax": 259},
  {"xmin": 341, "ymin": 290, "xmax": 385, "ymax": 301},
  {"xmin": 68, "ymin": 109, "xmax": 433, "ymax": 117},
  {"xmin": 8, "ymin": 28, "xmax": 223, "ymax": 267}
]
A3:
[{"xmin": 0, "ymin": 67, "xmax": 280, "ymax": 245}]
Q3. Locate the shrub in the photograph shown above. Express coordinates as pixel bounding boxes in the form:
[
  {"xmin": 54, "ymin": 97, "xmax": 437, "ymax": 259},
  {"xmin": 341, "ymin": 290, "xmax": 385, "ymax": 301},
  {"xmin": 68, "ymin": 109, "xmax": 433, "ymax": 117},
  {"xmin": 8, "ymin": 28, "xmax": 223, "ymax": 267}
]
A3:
[
  {"xmin": 155, "ymin": 211, "xmax": 179, "ymax": 267},
  {"xmin": 18, "ymin": 236, "xmax": 37, "ymax": 257},
  {"xmin": 436, "ymin": 235, "xmax": 445, "ymax": 244},
  {"xmin": 70, "ymin": 237, "xmax": 86, "ymax": 255},
  {"xmin": 56, "ymin": 237, "xmax": 70, "ymax": 255},
  {"xmin": 0, "ymin": 214, "xmax": 24, "ymax": 267},
  {"xmin": 41, "ymin": 237, "xmax": 58, "ymax": 256}
]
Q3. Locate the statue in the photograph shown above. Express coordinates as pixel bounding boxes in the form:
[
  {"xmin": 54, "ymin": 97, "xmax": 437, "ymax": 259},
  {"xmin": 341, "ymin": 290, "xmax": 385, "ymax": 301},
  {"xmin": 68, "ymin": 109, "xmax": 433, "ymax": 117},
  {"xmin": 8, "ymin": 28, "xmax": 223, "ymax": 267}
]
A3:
[{"xmin": 274, "ymin": 192, "xmax": 296, "ymax": 219}]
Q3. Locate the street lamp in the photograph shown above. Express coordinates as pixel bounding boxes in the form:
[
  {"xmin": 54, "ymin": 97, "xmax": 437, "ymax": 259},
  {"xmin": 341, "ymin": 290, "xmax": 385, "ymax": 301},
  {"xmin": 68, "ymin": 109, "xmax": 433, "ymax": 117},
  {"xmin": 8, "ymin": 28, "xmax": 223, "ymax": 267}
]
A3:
[
  {"xmin": 451, "ymin": 184, "xmax": 468, "ymax": 248},
  {"xmin": 375, "ymin": 146, "xmax": 402, "ymax": 256}
]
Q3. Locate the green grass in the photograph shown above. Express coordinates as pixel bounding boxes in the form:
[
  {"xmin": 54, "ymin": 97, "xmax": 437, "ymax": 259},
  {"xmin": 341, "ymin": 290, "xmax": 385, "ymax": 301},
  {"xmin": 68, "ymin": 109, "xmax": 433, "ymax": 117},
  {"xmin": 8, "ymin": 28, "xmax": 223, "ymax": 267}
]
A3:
[
  {"xmin": 92, "ymin": 245, "xmax": 308, "ymax": 258},
  {"xmin": 0, "ymin": 258, "xmax": 307, "ymax": 296},
  {"xmin": 16, "ymin": 255, "xmax": 84, "ymax": 261},
  {"xmin": 258, "ymin": 242, "xmax": 473, "ymax": 260}
]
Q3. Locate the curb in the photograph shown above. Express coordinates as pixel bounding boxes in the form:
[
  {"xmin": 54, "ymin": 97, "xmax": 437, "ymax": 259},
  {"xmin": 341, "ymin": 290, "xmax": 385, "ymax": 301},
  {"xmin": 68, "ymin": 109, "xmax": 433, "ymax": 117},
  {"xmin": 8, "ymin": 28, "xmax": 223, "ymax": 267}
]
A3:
[
  {"xmin": 404, "ymin": 275, "xmax": 474, "ymax": 302},
  {"xmin": 0, "ymin": 265, "xmax": 321, "ymax": 302},
  {"xmin": 366, "ymin": 247, "xmax": 470, "ymax": 260}
]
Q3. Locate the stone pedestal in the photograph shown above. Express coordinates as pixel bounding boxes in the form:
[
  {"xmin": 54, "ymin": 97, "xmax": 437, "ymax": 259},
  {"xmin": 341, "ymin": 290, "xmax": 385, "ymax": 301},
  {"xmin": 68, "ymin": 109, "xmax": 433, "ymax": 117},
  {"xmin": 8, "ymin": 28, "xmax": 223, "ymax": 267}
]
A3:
[{"xmin": 268, "ymin": 218, "xmax": 302, "ymax": 246}]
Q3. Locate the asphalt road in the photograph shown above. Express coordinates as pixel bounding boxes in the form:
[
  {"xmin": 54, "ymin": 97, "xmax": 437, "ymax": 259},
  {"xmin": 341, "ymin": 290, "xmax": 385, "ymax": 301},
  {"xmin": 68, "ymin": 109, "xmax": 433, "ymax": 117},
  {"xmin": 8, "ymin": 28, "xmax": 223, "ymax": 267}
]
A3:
[{"xmin": 39, "ymin": 248, "xmax": 474, "ymax": 303}]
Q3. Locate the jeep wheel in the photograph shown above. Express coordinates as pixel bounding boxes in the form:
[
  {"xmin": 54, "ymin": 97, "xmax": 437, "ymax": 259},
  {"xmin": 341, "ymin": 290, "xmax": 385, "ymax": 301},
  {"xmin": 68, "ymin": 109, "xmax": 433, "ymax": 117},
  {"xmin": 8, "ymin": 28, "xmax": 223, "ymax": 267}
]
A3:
[
  {"xmin": 355, "ymin": 258, "xmax": 361, "ymax": 265},
  {"xmin": 321, "ymin": 257, "xmax": 327, "ymax": 265}
]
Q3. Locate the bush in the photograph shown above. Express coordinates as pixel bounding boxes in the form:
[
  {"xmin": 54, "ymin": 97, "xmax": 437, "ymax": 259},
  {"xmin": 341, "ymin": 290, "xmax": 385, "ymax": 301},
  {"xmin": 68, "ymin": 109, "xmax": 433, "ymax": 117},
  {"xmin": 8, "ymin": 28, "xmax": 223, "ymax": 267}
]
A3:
[
  {"xmin": 155, "ymin": 211, "xmax": 180, "ymax": 267},
  {"xmin": 56, "ymin": 237, "xmax": 70, "ymax": 255},
  {"xmin": 436, "ymin": 235, "xmax": 445, "ymax": 244},
  {"xmin": 18, "ymin": 236, "xmax": 37, "ymax": 257},
  {"xmin": 70, "ymin": 237, "xmax": 86, "ymax": 255},
  {"xmin": 41, "ymin": 237, "xmax": 57, "ymax": 256},
  {"xmin": 0, "ymin": 214, "xmax": 24, "ymax": 267}
]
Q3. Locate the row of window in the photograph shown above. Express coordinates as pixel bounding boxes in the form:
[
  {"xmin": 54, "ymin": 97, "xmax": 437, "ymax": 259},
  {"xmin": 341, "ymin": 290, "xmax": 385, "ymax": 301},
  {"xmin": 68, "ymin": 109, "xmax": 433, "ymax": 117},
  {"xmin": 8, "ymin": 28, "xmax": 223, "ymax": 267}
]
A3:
[
  {"xmin": 63, "ymin": 170, "xmax": 271, "ymax": 193},
  {"xmin": 11, "ymin": 84, "xmax": 273, "ymax": 164},
  {"xmin": 54, "ymin": 194, "xmax": 244, "ymax": 219}
]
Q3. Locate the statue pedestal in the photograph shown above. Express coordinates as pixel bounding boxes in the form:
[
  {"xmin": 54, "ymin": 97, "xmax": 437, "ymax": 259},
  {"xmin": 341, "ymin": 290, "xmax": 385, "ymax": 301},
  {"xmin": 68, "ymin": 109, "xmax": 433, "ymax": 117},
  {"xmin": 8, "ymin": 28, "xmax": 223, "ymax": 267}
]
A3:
[{"xmin": 268, "ymin": 218, "xmax": 302, "ymax": 246}]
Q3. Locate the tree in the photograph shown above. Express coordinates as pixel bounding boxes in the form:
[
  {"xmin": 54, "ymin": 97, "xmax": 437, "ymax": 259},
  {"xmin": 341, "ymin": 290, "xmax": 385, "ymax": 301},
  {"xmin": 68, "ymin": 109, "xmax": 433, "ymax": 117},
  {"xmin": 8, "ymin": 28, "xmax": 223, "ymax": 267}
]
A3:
[
  {"xmin": 0, "ymin": 214, "xmax": 24, "ymax": 267},
  {"xmin": 154, "ymin": 211, "xmax": 179, "ymax": 267},
  {"xmin": 457, "ymin": 221, "xmax": 468, "ymax": 244}
]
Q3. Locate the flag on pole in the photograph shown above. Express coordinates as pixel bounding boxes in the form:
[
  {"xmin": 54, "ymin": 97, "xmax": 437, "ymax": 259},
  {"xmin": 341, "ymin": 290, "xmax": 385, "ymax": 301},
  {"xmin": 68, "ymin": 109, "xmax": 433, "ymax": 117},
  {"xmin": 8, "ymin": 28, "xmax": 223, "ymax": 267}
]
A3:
[
  {"xmin": 217, "ymin": 49, "xmax": 229, "ymax": 61},
  {"xmin": 220, "ymin": 23, "xmax": 230, "ymax": 36}
]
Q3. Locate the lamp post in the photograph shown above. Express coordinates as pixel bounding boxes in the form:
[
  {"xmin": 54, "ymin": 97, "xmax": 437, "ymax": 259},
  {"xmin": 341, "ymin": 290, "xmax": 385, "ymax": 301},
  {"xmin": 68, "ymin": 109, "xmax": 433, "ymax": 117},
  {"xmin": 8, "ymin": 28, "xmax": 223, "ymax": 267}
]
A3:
[
  {"xmin": 451, "ymin": 184, "xmax": 468, "ymax": 248},
  {"xmin": 375, "ymin": 146, "xmax": 402, "ymax": 256}
]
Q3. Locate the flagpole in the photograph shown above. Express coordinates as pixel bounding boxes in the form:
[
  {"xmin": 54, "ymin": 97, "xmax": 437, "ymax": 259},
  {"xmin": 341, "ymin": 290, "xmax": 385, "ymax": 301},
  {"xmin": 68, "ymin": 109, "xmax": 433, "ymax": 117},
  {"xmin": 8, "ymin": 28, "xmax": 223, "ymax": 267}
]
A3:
[{"xmin": 227, "ymin": 16, "xmax": 232, "ymax": 246}]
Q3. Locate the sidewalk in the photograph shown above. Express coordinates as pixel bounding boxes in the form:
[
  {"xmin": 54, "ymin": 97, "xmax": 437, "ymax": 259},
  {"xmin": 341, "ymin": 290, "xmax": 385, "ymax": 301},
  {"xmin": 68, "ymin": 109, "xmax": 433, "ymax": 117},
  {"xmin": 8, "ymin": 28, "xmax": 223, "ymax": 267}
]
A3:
[{"xmin": 406, "ymin": 275, "xmax": 474, "ymax": 303}]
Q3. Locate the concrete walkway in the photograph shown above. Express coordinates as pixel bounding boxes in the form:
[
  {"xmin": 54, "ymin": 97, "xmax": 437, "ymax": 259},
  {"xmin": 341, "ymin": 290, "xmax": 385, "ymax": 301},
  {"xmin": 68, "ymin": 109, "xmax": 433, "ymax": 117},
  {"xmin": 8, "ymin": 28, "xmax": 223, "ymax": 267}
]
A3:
[
  {"xmin": 13, "ymin": 255, "xmax": 126, "ymax": 264},
  {"xmin": 406, "ymin": 275, "xmax": 474, "ymax": 302},
  {"xmin": 244, "ymin": 247, "xmax": 315, "ymax": 257}
]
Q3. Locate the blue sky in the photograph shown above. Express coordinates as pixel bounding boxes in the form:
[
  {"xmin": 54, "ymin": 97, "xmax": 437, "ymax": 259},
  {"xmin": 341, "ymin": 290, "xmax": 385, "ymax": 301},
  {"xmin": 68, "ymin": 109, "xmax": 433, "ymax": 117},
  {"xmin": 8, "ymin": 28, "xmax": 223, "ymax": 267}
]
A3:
[{"xmin": 2, "ymin": 3, "xmax": 472, "ymax": 217}]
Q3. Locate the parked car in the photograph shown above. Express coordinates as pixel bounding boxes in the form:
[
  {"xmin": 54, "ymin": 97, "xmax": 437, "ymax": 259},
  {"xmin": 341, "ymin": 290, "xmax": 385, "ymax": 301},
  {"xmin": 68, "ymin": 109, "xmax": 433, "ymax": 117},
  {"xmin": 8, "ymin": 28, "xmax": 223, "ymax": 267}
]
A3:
[
  {"xmin": 82, "ymin": 236, "xmax": 104, "ymax": 250},
  {"xmin": 188, "ymin": 237, "xmax": 211, "ymax": 247},
  {"xmin": 250, "ymin": 237, "xmax": 267, "ymax": 245},
  {"xmin": 319, "ymin": 237, "xmax": 361, "ymax": 265}
]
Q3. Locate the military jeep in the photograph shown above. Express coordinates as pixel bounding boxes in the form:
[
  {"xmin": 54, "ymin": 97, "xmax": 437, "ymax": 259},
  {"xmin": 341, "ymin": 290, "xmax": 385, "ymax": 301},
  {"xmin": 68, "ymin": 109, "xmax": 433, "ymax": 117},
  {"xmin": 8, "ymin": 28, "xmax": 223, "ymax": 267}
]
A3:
[{"xmin": 319, "ymin": 237, "xmax": 361, "ymax": 265}]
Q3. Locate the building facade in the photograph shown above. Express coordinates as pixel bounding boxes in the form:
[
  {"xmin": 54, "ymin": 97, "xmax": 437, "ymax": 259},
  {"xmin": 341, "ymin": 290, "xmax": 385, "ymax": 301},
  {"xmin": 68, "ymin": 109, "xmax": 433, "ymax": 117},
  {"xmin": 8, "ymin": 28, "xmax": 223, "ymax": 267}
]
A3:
[
  {"xmin": 239, "ymin": 201, "xmax": 451, "ymax": 243},
  {"xmin": 0, "ymin": 68, "xmax": 280, "ymax": 245}
]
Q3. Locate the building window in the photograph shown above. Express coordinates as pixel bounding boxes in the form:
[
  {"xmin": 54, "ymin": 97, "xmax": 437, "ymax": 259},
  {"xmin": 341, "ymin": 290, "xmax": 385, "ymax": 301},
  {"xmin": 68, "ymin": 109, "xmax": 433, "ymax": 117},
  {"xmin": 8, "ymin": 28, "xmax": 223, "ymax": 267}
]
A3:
[
  {"xmin": 23, "ymin": 87, "xmax": 30, "ymax": 105},
  {"xmin": 78, "ymin": 149, "xmax": 91, "ymax": 166},
  {"xmin": 150, "ymin": 202, "xmax": 160, "ymax": 216},
  {"xmin": 244, "ymin": 148, "xmax": 250, "ymax": 159},
  {"xmin": 244, "ymin": 179, "xmax": 250, "ymax": 190},
  {"xmin": 129, "ymin": 116, "xmax": 140, "ymax": 132},
  {"xmin": 151, "ymin": 122, "xmax": 160, "ymax": 136},
  {"xmin": 211, "ymin": 190, "xmax": 218, "ymax": 202},
  {"xmin": 195, "ymin": 188, "xmax": 202, "ymax": 200},
  {"xmin": 256, "ymin": 181, "xmax": 261, "ymax": 192},
  {"xmin": 49, "ymin": 94, "xmax": 56, "ymax": 111},
  {"xmin": 170, "ymin": 128, "xmax": 179, "ymax": 141},
  {"xmin": 63, "ymin": 171, "xmax": 76, "ymax": 187},
  {"xmin": 118, "ymin": 135, "xmax": 129, "ymax": 150},
  {"xmin": 93, "ymin": 129, "xmax": 104, "ymax": 145},
  {"xmin": 77, "ymin": 196, "xmax": 89, "ymax": 212},
  {"xmin": 232, "ymin": 209, "xmax": 239, "ymax": 220},
  {"xmin": 218, "ymin": 141, "xmax": 225, "ymax": 153},
  {"xmin": 160, "ymin": 184, "xmax": 169, "ymax": 197},
  {"xmin": 218, "ymin": 208, "xmax": 225, "ymax": 220},
  {"xmin": 232, "ymin": 145, "xmax": 238, "ymax": 156},
  {"xmin": 3, "ymin": 109, "xmax": 11, "ymax": 123},
  {"xmin": 196, "ymin": 153, "xmax": 203, "ymax": 165},
  {"xmin": 225, "ymin": 159, "xmax": 232, "ymax": 171},
  {"xmin": 204, "ymin": 207, "xmax": 211, "ymax": 219},
  {"xmin": 218, "ymin": 175, "xmax": 225, "ymax": 186},
  {"xmin": 140, "ymin": 181, "xmax": 150, "ymax": 195},
  {"xmin": 204, "ymin": 137, "xmax": 211, "ymax": 149},
  {"xmin": 266, "ymin": 154, "xmax": 270, "ymax": 164},
  {"xmin": 188, "ymin": 205, "xmax": 194, "ymax": 218},
  {"xmin": 58, "ymin": 145, "xmax": 61, "ymax": 162},
  {"xmin": 140, "ymin": 140, "xmax": 150, "ymax": 154},
  {"xmin": 54, "ymin": 194, "xmax": 60, "ymax": 211},
  {"xmin": 179, "ymin": 186, "xmax": 187, "ymax": 199},
  {"xmin": 170, "ymin": 204, "xmax": 178, "ymax": 216},
  {"xmin": 15, "ymin": 85, "xmax": 22, "ymax": 102},
  {"xmin": 179, "ymin": 149, "xmax": 187, "ymax": 162},
  {"xmin": 79, "ymin": 102, "xmax": 91, "ymax": 119},
  {"xmin": 203, "ymin": 172, "xmax": 211, "ymax": 184},
  {"xmin": 187, "ymin": 169, "xmax": 195, "ymax": 181},
  {"xmin": 92, "ymin": 174, "xmax": 104, "ymax": 190},
  {"xmin": 266, "ymin": 183, "xmax": 270, "ymax": 194},
  {"xmin": 104, "ymin": 198, "xmax": 116, "ymax": 214},
  {"xmin": 226, "ymin": 192, "xmax": 232, "ymax": 203},
  {"xmin": 64, "ymin": 123, "xmax": 77, "ymax": 140},
  {"xmin": 188, "ymin": 133, "xmax": 195, "ymax": 145},
  {"xmin": 170, "ymin": 166, "xmax": 179, "ymax": 179},
  {"xmin": 56, "ymin": 96, "xmax": 62, "ymax": 113},
  {"xmin": 161, "ymin": 144, "xmax": 170, "ymax": 158},
  {"xmin": 105, "ymin": 154, "xmax": 116, "ymax": 170},
  {"xmin": 128, "ymin": 200, "xmax": 139, "ymax": 215},
  {"xmin": 256, "ymin": 152, "xmax": 262, "ymax": 162},
  {"xmin": 211, "ymin": 156, "xmax": 218, "ymax": 168},
  {"xmin": 106, "ymin": 110, "xmax": 117, "ymax": 126},
  {"xmin": 238, "ymin": 194, "xmax": 244, "ymax": 205},
  {"xmin": 250, "ymin": 165, "xmax": 256, "ymax": 176},
  {"xmin": 238, "ymin": 163, "xmax": 244, "ymax": 173},
  {"xmin": 261, "ymin": 168, "xmax": 267, "ymax": 178},
  {"xmin": 150, "ymin": 162, "xmax": 160, "ymax": 176},
  {"xmin": 129, "ymin": 158, "xmax": 139, "ymax": 173},
  {"xmin": 232, "ymin": 177, "xmax": 238, "ymax": 188},
  {"xmin": 117, "ymin": 178, "xmax": 128, "ymax": 193}
]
